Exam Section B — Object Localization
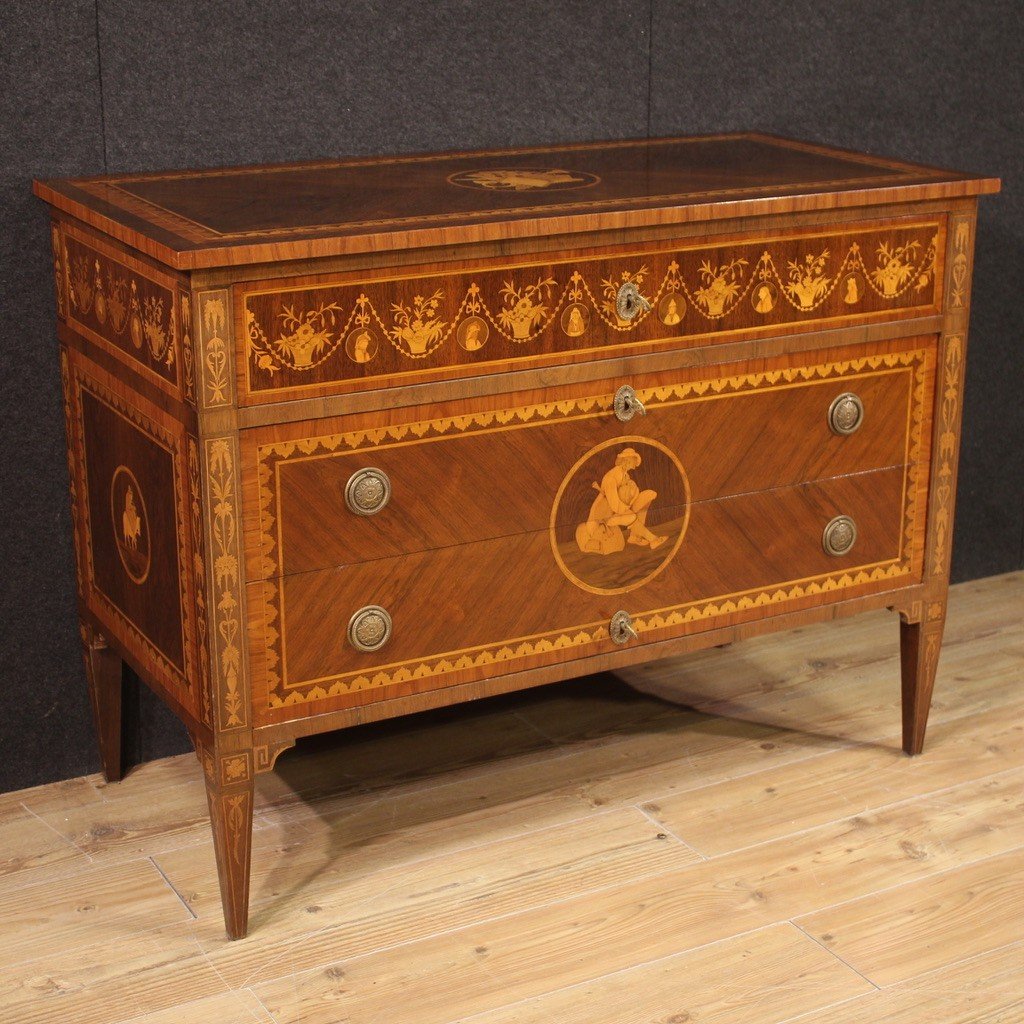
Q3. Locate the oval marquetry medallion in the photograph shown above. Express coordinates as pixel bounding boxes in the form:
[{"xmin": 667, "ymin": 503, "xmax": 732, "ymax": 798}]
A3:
[
  {"xmin": 447, "ymin": 168, "xmax": 600, "ymax": 191},
  {"xmin": 110, "ymin": 465, "xmax": 151, "ymax": 585}
]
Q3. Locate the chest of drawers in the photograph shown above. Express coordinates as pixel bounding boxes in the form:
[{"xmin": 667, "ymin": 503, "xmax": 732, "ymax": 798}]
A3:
[{"xmin": 35, "ymin": 133, "xmax": 998, "ymax": 938}]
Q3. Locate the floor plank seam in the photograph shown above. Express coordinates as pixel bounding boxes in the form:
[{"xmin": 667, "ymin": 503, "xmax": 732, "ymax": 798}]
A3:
[
  {"xmin": 148, "ymin": 855, "xmax": 198, "ymax": 921},
  {"xmin": 18, "ymin": 799, "xmax": 97, "ymax": 862},
  {"xmin": 244, "ymin": 986, "xmax": 280, "ymax": 1023},
  {"xmin": 242, "ymin": 721, "xmax": 1024, "ymax": 894},
  {"xmin": 93, "ymin": 769, "xmax": 206, "ymax": 801},
  {"xmin": 632, "ymin": 738, "xmax": 860, "ymax": 810},
  {"xmin": 789, "ymin": 840, "xmax": 1024, "ymax": 923},
  {"xmin": 633, "ymin": 801, "xmax": 708, "ymax": 860},
  {"xmin": 234, "ymin": 917, "xmax": 357, "ymax": 990},
  {"xmin": 260, "ymin": 735, "xmax": 611, "ymax": 821},
  {"xmin": 235, "ymin": 852, "xmax": 722, "ymax": 990},
  {"xmin": 446, "ymin": 921, "xmax": 799, "ymax": 1024},
  {"xmin": 890, "ymin": 935, "xmax": 1024, "ymax": 990},
  {"xmin": 0, "ymin": 856, "xmax": 109, "ymax": 897},
  {"xmin": 233, "ymin": 800, "xmax": 697, "ymax": 927},
  {"xmin": 772, "ymin": 988, "xmax": 879, "ymax": 1024},
  {"xmin": 182, "ymin": 927, "xmax": 242, "ymax": 1002},
  {"xmin": 510, "ymin": 708, "xmax": 563, "ymax": 745},
  {"xmin": 226, "ymin": 756, "xmax": 1024, "ymax": 1004},
  {"xmin": 789, "ymin": 918, "xmax": 882, "ymax": 991},
  {"xmin": 253, "ymin": 799, "xmax": 652, "ymax": 887},
  {"xmin": 697, "ymin": 763, "xmax": 1024, "ymax": 863}
]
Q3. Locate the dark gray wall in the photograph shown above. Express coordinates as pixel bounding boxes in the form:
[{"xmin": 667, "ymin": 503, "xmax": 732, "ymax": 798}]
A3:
[{"xmin": 1, "ymin": 1, "xmax": 1020, "ymax": 794}]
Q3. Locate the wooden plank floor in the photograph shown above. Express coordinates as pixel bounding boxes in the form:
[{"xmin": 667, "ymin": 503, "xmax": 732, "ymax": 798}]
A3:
[{"xmin": 1, "ymin": 572, "xmax": 1021, "ymax": 1024}]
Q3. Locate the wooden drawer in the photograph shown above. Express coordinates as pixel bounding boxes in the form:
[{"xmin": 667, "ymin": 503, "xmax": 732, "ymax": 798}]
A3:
[
  {"xmin": 238, "ymin": 217, "xmax": 943, "ymax": 404},
  {"xmin": 250, "ymin": 462, "xmax": 928, "ymax": 722},
  {"xmin": 244, "ymin": 338, "xmax": 935, "ymax": 580}
]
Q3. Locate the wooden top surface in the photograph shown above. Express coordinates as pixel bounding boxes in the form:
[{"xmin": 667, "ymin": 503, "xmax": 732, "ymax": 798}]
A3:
[{"xmin": 34, "ymin": 132, "xmax": 999, "ymax": 271}]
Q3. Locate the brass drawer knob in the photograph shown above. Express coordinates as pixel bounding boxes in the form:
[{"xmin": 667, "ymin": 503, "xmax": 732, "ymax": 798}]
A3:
[
  {"xmin": 828, "ymin": 392, "xmax": 864, "ymax": 435},
  {"xmin": 345, "ymin": 467, "xmax": 391, "ymax": 516},
  {"xmin": 822, "ymin": 515, "xmax": 858, "ymax": 556},
  {"xmin": 613, "ymin": 384, "xmax": 646, "ymax": 422},
  {"xmin": 615, "ymin": 280, "xmax": 652, "ymax": 322},
  {"xmin": 348, "ymin": 605, "xmax": 392, "ymax": 652},
  {"xmin": 609, "ymin": 610, "xmax": 639, "ymax": 645}
]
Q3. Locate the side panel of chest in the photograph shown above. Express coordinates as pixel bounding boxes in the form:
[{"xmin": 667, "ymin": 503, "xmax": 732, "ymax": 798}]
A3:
[{"xmin": 61, "ymin": 346, "xmax": 205, "ymax": 727}]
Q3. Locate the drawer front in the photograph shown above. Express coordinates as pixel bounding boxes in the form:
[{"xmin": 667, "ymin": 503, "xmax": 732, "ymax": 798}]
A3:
[
  {"xmin": 239, "ymin": 218, "xmax": 943, "ymax": 404},
  {"xmin": 245, "ymin": 340, "xmax": 935, "ymax": 581},
  {"xmin": 250, "ymin": 462, "xmax": 928, "ymax": 722}
]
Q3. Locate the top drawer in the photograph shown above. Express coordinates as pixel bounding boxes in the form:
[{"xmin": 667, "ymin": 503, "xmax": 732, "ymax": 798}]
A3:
[{"xmin": 235, "ymin": 218, "xmax": 944, "ymax": 405}]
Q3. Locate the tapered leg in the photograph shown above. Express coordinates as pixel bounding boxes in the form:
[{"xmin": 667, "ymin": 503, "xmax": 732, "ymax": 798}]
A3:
[
  {"xmin": 81, "ymin": 624, "xmax": 125, "ymax": 783},
  {"xmin": 900, "ymin": 612, "xmax": 945, "ymax": 756},
  {"xmin": 204, "ymin": 769, "xmax": 254, "ymax": 940}
]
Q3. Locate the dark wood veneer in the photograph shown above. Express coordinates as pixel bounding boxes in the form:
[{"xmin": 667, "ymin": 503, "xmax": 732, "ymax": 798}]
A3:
[{"xmin": 35, "ymin": 133, "xmax": 997, "ymax": 269}]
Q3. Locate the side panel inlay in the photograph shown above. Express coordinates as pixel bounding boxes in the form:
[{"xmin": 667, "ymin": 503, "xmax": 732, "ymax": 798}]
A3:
[
  {"xmin": 69, "ymin": 353, "xmax": 197, "ymax": 715},
  {"xmin": 63, "ymin": 224, "xmax": 181, "ymax": 396}
]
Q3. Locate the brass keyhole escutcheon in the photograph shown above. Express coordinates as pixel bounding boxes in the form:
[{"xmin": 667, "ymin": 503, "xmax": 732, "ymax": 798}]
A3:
[
  {"xmin": 828, "ymin": 392, "xmax": 864, "ymax": 435},
  {"xmin": 609, "ymin": 610, "xmax": 639, "ymax": 645},
  {"xmin": 822, "ymin": 515, "xmax": 857, "ymax": 556},
  {"xmin": 345, "ymin": 467, "xmax": 391, "ymax": 516},
  {"xmin": 613, "ymin": 384, "xmax": 646, "ymax": 422},
  {"xmin": 347, "ymin": 605, "xmax": 392, "ymax": 652},
  {"xmin": 615, "ymin": 280, "xmax": 652, "ymax": 322}
]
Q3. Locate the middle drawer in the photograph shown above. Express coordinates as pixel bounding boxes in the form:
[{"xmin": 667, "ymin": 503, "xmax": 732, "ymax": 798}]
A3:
[{"xmin": 243, "ymin": 337, "xmax": 935, "ymax": 582}]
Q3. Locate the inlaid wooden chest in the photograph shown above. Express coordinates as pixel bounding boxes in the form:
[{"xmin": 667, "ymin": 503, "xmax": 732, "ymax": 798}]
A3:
[{"xmin": 35, "ymin": 133, "xmax": 998, "ymax": 938}]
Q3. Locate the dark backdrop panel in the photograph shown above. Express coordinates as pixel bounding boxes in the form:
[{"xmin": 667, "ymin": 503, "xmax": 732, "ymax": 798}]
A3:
[
  {"xmin": 0, "ymin": 0, "xmax": 1019, "ymax": 794},
  {"xmin": 97, "ymin": 0, "xmax": 652, "ymax": 169},
  {"xmin": 0, "ymin": 2, "xmax": 107, "ymax": 790},
  {"xmin": 650, "ymin": 0, "xmax": 1024, "ymax": 582}
]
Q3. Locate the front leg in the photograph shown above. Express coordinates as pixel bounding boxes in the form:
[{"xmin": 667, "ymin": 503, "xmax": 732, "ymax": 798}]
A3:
[
  {"xmin": 81, "ymin": 622, "xmax": 125, "ymax": 783},
  {"xmin": 899, "ymin": 602, "xmax": 946, "ymax": 756},
  {"xmin": 901, "ymin": 211, "xmax": 976, "ymax": 755},
  {"xmin": 201, "ymin": 748, "xmax": 255, "ymax": 940}
]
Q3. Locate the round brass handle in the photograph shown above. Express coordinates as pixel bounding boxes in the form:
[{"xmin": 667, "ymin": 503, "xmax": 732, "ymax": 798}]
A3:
[
  {"xmin": 347, "ymin": 605, "xmax": 392, "ymax": 652},
  {"xmin": 615, "ymin": 281, "xmax": 652, "ymax": 322},
  {"xmin": 828, "ymin": 393, "xmax": 864, "ymax": 435},
  {"xmin": 613, "ymin": 384, "xmax": 646, "ymax": 422},
  {"xmin": 609, "ymin": 610, "xmax": 639, "ymax": 645},
  {"xmin": 345, "ymin": 467, "xmax": 391, "ymax": 516},
  {"xmin": 822, "ymin": 515, "xmax": 857, "ymax": 556}
]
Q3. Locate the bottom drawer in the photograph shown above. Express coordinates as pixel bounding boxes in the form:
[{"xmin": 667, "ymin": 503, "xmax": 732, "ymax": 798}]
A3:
[{"xmin": 250, "ymin": 461, "xmax": 925, "ymax": 721}]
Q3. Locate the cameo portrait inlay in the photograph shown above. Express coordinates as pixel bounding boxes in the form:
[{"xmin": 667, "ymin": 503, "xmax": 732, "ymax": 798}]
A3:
[
  {"xmin": 110, "ymin": 465, "xmax": 150, "ymax": 584},
  {"xmin": 447, "ymin": 168, "xmax": 600, "ymax": 191},
  {"xmin": 560, "ymin": 302, "xmax": 590, "ymax": 337},
  {"xmin": 345, "ymin": 326, "xmax": 378, "ymax": 364},
  {"xmin": 841, "ymin": 272, "xmax": 863, "ymax": 304},
  {"xmin": 751, "ymin": 280, "xmax": 778, "ymax": 314},
  {"xmin": 658, "ymin": 292, "xmax": 685, "ymax": 326},
  {"xmin": 550, "ymin": 438, "xmax": 690, "ymax": 595},
  {"xmin": 457, "ymin": 315, "xmax": 489, "ymax": 351}
]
